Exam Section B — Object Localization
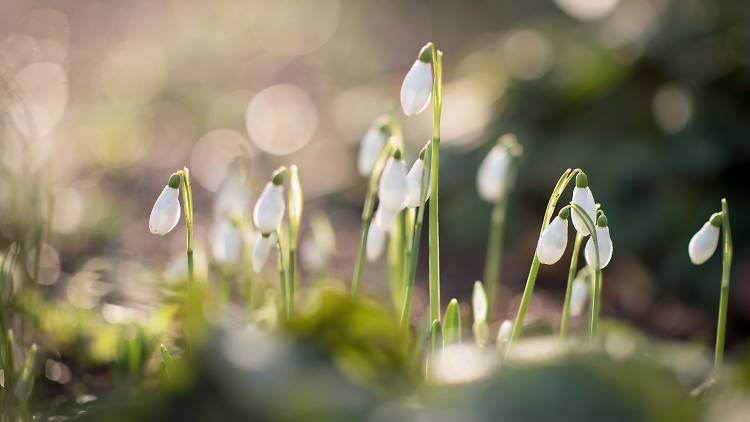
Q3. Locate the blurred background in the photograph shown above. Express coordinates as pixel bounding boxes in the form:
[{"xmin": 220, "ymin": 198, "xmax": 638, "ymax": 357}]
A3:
[{"xmin": 1, "ymin": 0, "xmax": 749, "ymax": 371}]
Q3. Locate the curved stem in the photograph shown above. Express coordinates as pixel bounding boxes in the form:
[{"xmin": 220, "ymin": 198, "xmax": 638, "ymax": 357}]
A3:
[
  {"xmin": 428, "ymin": 44, "xmax": 443, "ymax": 323},
  {"xmin": 714, "ymin": 198, "xmax": 732, "ymax": 373},
  {"xmin": 560, "ymin": 233, "xmax": 584, "ymax": 338},
  {"xmin": 566, "ymin": 203, "xmax": 601, "ymax": 339},
  {"xmin": 506, "ymin": 169, "xmax": 581, "ymax": 353},
  {"xmin": 180, "ymin": 167, "xmax": 195, "ymax": 288}
]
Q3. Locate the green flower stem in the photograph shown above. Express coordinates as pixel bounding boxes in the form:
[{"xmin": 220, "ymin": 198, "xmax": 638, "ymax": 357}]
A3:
[
  {"xmin": 287, "ymin": 165, "xmax": 303, "ymax": 314},
  {"xmin": 400, "ymin": 143, "xmax": 432, "ymax": 328},
  {"xmin": 714, "ymin": 198, "xmax": 733, "ymax": 373},
  {"xmin": 388, "ymin": 211, "xmax": 406, "ymax": 310},
  {"xmin": 179, "ymin": 167, "xmax": 195, "ymax": 288},
  {"xmin": 566, "ymin": 204, "xmax": 602, "ymax": 339},
  {"xmin": 560, "ymin": 233, "xmax": 584, "ymax": 338},
  {"xmin": 428, "ymin": 43, "xmax": 444, "ymax": 324},
  {"xmin": 507, "ymin": 169, "xmax": 580, "ymax": 353},
  {"xmin": 352, "ymin": 142, "xmax": 394, "ymax": 296},
  {"xmin": 483, "ymin": 199, "xmax": 507, "ymax": 318},
  {"xmin": 275, "ymin": 229, "xmax": 289, "ymax": 319}
]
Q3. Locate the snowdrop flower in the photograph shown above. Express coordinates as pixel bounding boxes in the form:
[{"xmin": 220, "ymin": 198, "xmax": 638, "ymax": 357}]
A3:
[
  {"xmin": 584, "ymin": 213, "xmax": 613, "ymax": 269},
  {"xmin": 497, "ymin": 320, "xmax": 513, "ymax": 345},
  {"xmin": 571, "ymin": 173, "xmax": 597, "ymax": 236},
  {"xmin": 374, "ymin": 206, "xmax": 397, "ymax": 233},
  {"xmin": 252, "ymin": 233, "xmax": 274, "ymax": 272},
  {"xmin": 536, "ymin": 208, "xmax": 569, "ymax": 265},
  {"xmin": 477, "ymin": 141, "xmax": 512, "ymax": 203},
  {"xmin": 366, "ymin": 222, "xmax": 387, "ymax": 262},
  {"xmin": 210, "ymin": 218, "xmax": 243, "ymax": 264},
  {"xmin": 253, "ymin": 172, "xmax": 286, "ymax": 234},
  {"xmin": 149, "ymin": 174, "xmax": 181, "ymax": 235},
  {"xmin": 358, "ymin": 121, "xmax": 390, "ymax": 176},
  {"xmin": 378, "ymin": 150, "xmax": 408, "ymax": 212},
  {"xmin": 400, "ymin": 45, "xmax": 433, "ymax": 116},
  {"xmin": 688, "ymin": 212, "xmax": 722, "ymax": 265},
  {"xmin": 403, "ymin": 148, "xmax": 431, "ymax": 208},
  {"xmin": 569, "ymin": 275, "xmax": 589, "ymax": 317}
]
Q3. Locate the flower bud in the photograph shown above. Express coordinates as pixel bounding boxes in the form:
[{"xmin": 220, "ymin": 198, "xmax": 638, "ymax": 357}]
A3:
[
  {"xmin": 149, "ymin": 185, "xmax": 181, "ymax": 235},
  {"xmin": 403, "ymin": 158, "xmax": 430, "ymax": 208},
  {"xmin": 584, "ymin": 223, "xmax": 613, "ymax": 269},
  {"xmin": 497, "ymin": 320, "xmax": 513, "ymax": 345},
  {"xmin": 358, "ymin": 124, "xmax": 388, "ymax": 176},
  {"xmin": 536, "ymin": 213, "xmax": 569, "ymax": 265},
  {"xmin": 366, "ymin": 222, "xmax": 386, "ymax": 262},
  {"xmin": 688, "ymin": 220, "xmax": 720, "ymax": 265},
  {"xmin": 400, "ymin": 49, "xmax": 433, "ymax": 116},
  {"xmin": 477, "ymin": 144, "xmax": 511, "ymax": 203},
  {"xmin": 253, "ymin": 181, "xmax": 286, "ymax": 233},
  {"xmin": 252, "ymin": 233, "xmax": 273, "ymax": 272},
  {"xmin": 378, "ymin": 155, "xmax": 408, "ymax": 212},
  {"xmin": 570, "ymin": 276, "xmax": 589, "ymax": 317},
  {"xmin": 472, "ymin": 281, "xmax": 488, "ymax": 323},
  {"xmin": 571, "ymin": 173, "xmax": 597, "ymax": 236}
]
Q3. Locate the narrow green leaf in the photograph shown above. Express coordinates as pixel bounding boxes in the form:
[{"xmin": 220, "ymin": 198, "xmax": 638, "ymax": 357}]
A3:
[
  {"xmin": 443, "ymin": 299, "xmax": 461, "ymax": 346},
  {"xmin": 15, "ymin": 343, "xmax": 37, "ymax": 402}
]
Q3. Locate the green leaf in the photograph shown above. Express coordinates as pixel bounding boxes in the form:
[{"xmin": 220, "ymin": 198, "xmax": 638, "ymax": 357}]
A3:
[
  {"xmin": 443, "ymin": 299, "xmax": 461, "ymax": 346},
  {"xmin": 287, "ymin": 165, "xmax": 303, "ymax": 243}
]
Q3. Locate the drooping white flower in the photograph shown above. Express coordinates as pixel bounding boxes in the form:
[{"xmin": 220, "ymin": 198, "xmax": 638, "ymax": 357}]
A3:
[
  {"xmin": 688, "ymin": 215, "xmax": 721, "ymax": 265},
  {"xmin": 536, "ymin": 210, "xmax": 569, "ymax": 265},
  {"xmin": 149, "ymin": 176, "xmax": 181, "ymax": 235},
  {"xmin": 366, "ymin": 222, "xmax": 387, "ymax": 262},
  {"xmin": 253, "ymin": 180, "xmax": 285, "ymax": 233},
  {"xmin": 210, "ymin": 219, "xmax": 243, "ymax": 264},
  {"xmin": 378, "ymin": 153, "xmax": 408, "ymax": 212},
  {"xmin": 252, "ymin": 233, "xmax": 274, "ymax": 273},
  {"xmin": 400, "ymin": 47, "xmax": 433, "ymax": 116},
  {"xmin": 570, "ymin": 276, "xmax": 589, "ymax": 317},
  {"xmin": 477, "ymin": 144, "xmax": 511, "ymax": 203},
  {"xmin": 584, "ymin": 215, "xmax": 613, "ymax": 269},
  {"xmin": 571, "ymin": 173, "xmax": 597, "ymax": 236},
  {"xmin": 404, "ymin": 157, "xmax": 430, "ymax": 208},
  {"xmin": 374, "ymin": 206, "xmax": 397, "ymax": 233},
  {"xmin": 358, "ymin": 124, "xmax": 388, "ymax": 176},
  {"xmin": 497, "ymin": 320, "xmax": 513, "ymax": 345}
]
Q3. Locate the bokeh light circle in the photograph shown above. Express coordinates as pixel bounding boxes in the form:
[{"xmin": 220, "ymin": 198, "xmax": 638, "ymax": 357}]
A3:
[{"xmin": 190, "ymin": 129, "xmax": 253, "ymax": 191}]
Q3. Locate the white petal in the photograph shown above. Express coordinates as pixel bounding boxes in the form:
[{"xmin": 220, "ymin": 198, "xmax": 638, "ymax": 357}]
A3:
[
  {"xmin": 374, "ymin": 206, "xmax": 397, "ymax": 233},
  {"xmin": 149, "ymin": 186, "xmax": 181, "ymax": 235},
  {"xmin": 366, "ymin": 223, "xmax": 386, "ymax": 262},
  {"xmin": 357, "ymin": 128, "xmax": 387, "ymax": 176},
  {"xmin": 584, "ymin": 226, "xmax": 613, "ymax": 269},
  {"xmin": 477, "ymin": 145, "xmax": 511, "ymax": 203},
  {"xmin": 571, "ymin": 187, "xmax": 597, "ymax": 236},
  {"xmin": 688, "ymin": 222, "xmax": 720, "ymax": 265},
  {"xmin": 400, "ymin": 60, "xmax": 433, "ymax": 116},
  {"xmin": 497, "ymin": 320, "xmax": 513, "ymax": 344},
  {"xmin": 536, "ymin": 216, "xmax": 569, "ymax": 265},
  {"xmin": 211, "ymin": 219, "xmax": 243, "ymax": 264},
  {"xmin": 253, "ymin": 182, "xmax": 286, "ymax": 233},
  {"xmin": 378, "ymin": 158, "xmax": 408, "ymax": 212},
  {"xmin": 252, "ymin": 234, "xmax": 273, "ymax": 272},
  {"xmin": 472, "ymin": 281, "xmax": 488, "ymax": 323},
  {"xmin": 404, "ymin": 158, "xmax": 428, "ymax": 208},
  {"xmin": 570, "ymin": 276, "xmax": 589, "ymax": 317}
]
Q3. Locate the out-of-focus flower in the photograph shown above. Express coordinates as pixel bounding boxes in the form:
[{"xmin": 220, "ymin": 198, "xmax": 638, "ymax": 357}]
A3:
[
  {"xmin": 570, "ymin": 274, "xmax": 589, "ymax": 317},
  {"xmin": 536, "ymin": 209, "xmax": 569, "ymax": 265},
  {"xmin": 252, "ymin": 233, "xmax": 274, "ymax": 272},
  {"xmin": 400, "ymin": 45, "xmax": 433, "ymax": 116},
  {"xmin": 476, "ymin": 134, "xmax": 521, "ymax": 203},
  {"xmin": 366, "ymin": 222, "xmax": 386, "ymax": 262},
  {"xmin": 688, "ymin": 213, "xmax": 722, "ymax": 265},
  {"xmin": 358, "ymin": 120, "xmax": 390, "ymax": 176},
  {"xmin": 211, "ymin": 218, "xmax": 243, "ymax": 264},
  {"xmin": 149, "ymin": 174, "xmax": 181, "ymax": 235},
  {"xmin": 497, "ymin": 319, "xmax": 513, "ymax": 347}
]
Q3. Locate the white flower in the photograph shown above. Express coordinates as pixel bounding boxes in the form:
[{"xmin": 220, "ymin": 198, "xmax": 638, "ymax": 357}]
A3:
[
  {"xmin": 477, "ymin": 144, "xmax": 511, "ymax": 203},
  {"xmin": 149, "ymin": 185, "xmax": 181, "ymax": 235},
  {"xmin": 211, "ymin": 219, "xmax": 243, "ymax": 264},
  {"xmin": 404, "ymin": 158, "xmax": 430, "ymax": 208},
  {"xmin": 253, "ymin": 181, "xmax": 285, "ymax": 233},
  {"xmin": 570, "ymin": 276, "xmax": 589, "ymax": 317},
  {"xmin": 366, "ymin": 222, "xmax": 386, "ymax": 262},
  {"xmin": 571, "ymin": 176, "xmax": 597, "ymax": 236},
  {"xmin": 374, "ymin": 206, "xmax": 397, "ymax": 233},
  {"xmin": 689, "ymin": 221, "xmax": 720, "ymax": 265},
  {"xmin": 358, "ymin": 126, "xmax": 387, "ymax": 176},
  {"xmin": 400, "ymin": 59, "xmax": 433, "ymax": 116},
  {"xmin": 536, "ymin": 214, "xmax": 569, "ymax": 265},
  {"xmin": 584, "ymin": 225, "xmax": 613, "ymax": 269},
  {"xmin": 497, "ymin": 320, "xmax": 513, "ymax": 344},
  {"xmin": 378, "ymin": 155, "xmax": 408, "ymax": 212},
  {"xmin": 472, "ymin": 281, "xmax": 488, "ymax": 323},
  {"xmin": 252, "ymin": 233, "xmax": 274, "ymax": 272}
]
